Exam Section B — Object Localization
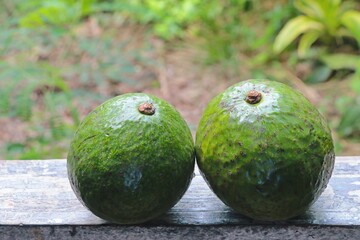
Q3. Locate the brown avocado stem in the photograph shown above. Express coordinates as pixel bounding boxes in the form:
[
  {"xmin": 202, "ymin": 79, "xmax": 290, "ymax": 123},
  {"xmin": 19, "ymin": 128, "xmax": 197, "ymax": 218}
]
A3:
[
  {"xmin": 138, "ymin": 102, "xmax": 155, "ymax": 115},
  {"xmin": 245, "ymin": 90, "xmax": 262, "ymax": 104}
]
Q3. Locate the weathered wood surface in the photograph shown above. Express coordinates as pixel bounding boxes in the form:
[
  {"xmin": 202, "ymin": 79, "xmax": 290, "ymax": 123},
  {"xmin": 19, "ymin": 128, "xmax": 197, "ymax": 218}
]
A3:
[{"xmin": 0, "ymin": 156, "xmax": 359, "ymax": 227}]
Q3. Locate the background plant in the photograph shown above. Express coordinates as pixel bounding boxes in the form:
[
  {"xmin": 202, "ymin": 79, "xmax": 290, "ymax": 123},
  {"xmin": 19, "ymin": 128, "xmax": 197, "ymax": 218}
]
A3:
[
  {"xmin": 273, "ymin": 0, "xmax": 360, "ymax": 56},
  {"xmin": 273, "ymin": 0, "xmax": 360, "ymax": 139},
  {"xmin": 14, "ymin": 0, "xmax": 295, "ymax": 64},
  {"xmin": 1, "ymin": 0, "xmax": 359, "ymax": 159}
]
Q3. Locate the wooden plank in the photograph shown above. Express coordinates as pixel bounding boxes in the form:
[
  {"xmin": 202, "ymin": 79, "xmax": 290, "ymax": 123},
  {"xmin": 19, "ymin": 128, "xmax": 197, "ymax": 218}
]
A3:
[
  {"xmin": 0, "ymin": 157, "xmax": 359, "ymax": 226},
  {"xmin": 1, "ymin": 225, "xmax": 360, "ymax": 240}
]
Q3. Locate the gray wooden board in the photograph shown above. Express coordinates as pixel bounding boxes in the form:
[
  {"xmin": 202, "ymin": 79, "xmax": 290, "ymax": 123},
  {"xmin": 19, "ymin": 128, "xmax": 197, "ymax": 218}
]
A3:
[
  {"xmin": 1, "ymin": 225, "xmax": 360, "ymax": 240},
  {"xmin": 0, "ymin": 157, "xmax": 359, "ymax": 226}
]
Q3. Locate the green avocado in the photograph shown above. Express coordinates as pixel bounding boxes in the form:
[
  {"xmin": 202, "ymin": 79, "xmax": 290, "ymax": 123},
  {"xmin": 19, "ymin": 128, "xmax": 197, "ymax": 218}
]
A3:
[
  {"xmin": 195, "ymin": 79, "xmax": 335, "ymax": 221},
  {"xmin": 67, "ymin": 93, "xmax": 195, "ymax": 224}
]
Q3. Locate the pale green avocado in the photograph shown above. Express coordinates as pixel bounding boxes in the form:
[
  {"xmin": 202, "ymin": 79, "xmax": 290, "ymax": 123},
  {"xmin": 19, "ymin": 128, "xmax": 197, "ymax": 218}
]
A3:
[
  {"xmin": 195, "ymin": 79, "xmax": 335, "ymax": 221},
  {"xmin": 67, "ymin": 93, "xmax": 195, "ymax": 224}
]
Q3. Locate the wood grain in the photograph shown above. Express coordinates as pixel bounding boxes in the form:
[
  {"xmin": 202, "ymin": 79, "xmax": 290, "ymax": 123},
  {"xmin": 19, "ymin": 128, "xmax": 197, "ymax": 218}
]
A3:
[{"xmin": 0, "ymin": 157, "xmax": 359, "ymax": 226}]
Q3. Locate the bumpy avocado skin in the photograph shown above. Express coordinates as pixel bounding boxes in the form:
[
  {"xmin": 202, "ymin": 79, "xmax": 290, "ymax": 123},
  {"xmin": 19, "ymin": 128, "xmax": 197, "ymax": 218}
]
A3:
[
  {"xmin": 195, "ymin": 79, "xmax": 335, "ymax": 221},
  {"xmin": 67, "ymin": 93, "xmax": 195, "ymax": 224}
]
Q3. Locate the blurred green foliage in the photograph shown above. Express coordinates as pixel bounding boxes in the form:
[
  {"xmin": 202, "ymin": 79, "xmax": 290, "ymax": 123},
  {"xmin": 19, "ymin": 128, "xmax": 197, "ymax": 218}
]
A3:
[
  {"xmin": 274, "ymin": 0, "xmax": 360, "ymax": 56},
  {"xmin": 274, "ymin": 0, "xmax": 360, "ymax": 139},
  {"xmin": 1, "ymin": 0, "xmax": 359, "ymax": 159},
  {"xmin": 12, "ymin": 0, "xmax": 296, "ymax": 63},
  {"xmin": 18, "ymin": 0, "xmax": 97, "ymax": 27},
  {"xmin": 0, "ymin": 0, "xmax": 156, "ymax": 159}
]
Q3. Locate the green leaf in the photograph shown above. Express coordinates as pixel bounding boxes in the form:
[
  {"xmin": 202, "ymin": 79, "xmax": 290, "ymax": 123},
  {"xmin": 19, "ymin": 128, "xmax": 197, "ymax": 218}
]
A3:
[
  {"xmin": 298, "ymin": 31, "xmax": 321, "ymax": 57},
  {"xmin": 19, "ymin": 0, "xmax": 98, "ymax": 27},
  {"xmin": 337, "ymin": 103, "xmax": 360, "ymax": 138},
  {"xmin": 294, "ymin": 0, "xmax": 325, "ymax": 20},
  {"xmin": 341, "ymin": 10, "xmax": 360, "ymax": 46},
  {"xmin": 329, "ymin": 0, "xmax": 341, "ymax": 6},
  {"xmin": 273, "ymin": 16, "xmax": 323, "ymax": 54},
  {"xmin": 350, "ymin": 63, "xmax": 360, "ymax": 94},
  {"xmin": 295, "ymin": 0, "xmax": 342, "ymax": 36},
  {"xmin": 335, "ymin": 96, "xmax": 353, "ymax": 115},
  {"xmin": 350, "ymin": 74, "xmax": 360, "ymax": 94},
  {"xmin": 320, "ymin": 54, "xmax": 360, "ymax": 70},
  {"xmin": 305, "ymin": 64, "xmax": 332, "ymax": 83}
]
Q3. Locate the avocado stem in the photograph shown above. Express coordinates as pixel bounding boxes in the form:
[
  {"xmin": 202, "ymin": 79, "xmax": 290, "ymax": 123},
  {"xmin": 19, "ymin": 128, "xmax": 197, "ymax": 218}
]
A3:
[
  {"xmin": 245, "ymin": 90, "xmax": 262, "ymax": 104},
  {"xmin": 138, "ymin": 102, "xmax": 155, "ymax": 115}
]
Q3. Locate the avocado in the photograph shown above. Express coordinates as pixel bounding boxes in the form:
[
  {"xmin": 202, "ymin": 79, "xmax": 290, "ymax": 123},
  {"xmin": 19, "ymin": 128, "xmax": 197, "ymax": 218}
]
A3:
[
  {"xmin": 67, "ymin": 93, "xmax": 195, "ymax": 224},
  {"xmin": 195, "ymin": 79, "xmax": 335, "ymax": 221}
]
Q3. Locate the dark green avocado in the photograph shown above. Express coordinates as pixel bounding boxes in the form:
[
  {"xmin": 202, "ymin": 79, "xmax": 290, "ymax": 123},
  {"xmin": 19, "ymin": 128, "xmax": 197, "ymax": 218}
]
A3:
[
  {"xmin": 67, "ymin": 93, "xmax": 195, "ymax": 224},
  {"xmin": 195, "ymin": 79, "xmax": 335, "ymax": 221}
]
